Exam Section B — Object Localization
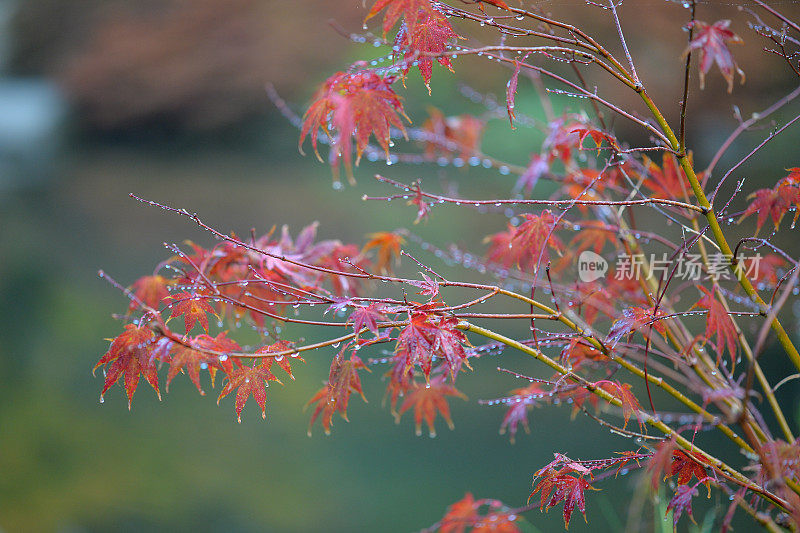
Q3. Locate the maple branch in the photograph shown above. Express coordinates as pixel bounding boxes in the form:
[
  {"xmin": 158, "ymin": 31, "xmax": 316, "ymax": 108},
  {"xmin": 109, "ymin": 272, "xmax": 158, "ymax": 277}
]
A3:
[
  {"xmin": 460, "ymin": 321, "xmax": 789, "ymax": 510},
  {"xmin": 464, "ymin": 54, "xmax": 669, "ymax": 143},
  {"xmin": 580, "ymin": 406, "xmax": 664, "ymax": 441},
  {"xmin": 637, "ymin": 90, "xmax": 800, "ymax": 375},
  {"xmin": 604, "ymin": 0, "xmax": 640, "ymax": 88},
  {"xmin": 704, "ymin": 85, "xmax": 800, "ymax": 180},
  {"xmin": 679, "ymin": 1, "xmax": 696, "ymax": 153},
  {"xmin": 369, "ymin": 175, "xmax": 706, "ymax": 213},
  {"xmin": 710, "ymin": 111, "xmax": 800, "ymax": 203},
  {"xmin": 753, "ymin": 0, "xmax": 800, "ymax": 34},
  {"xmin": 444, "ymin": 45, "xmax": 634, "ymax": 88},
  {"xmin": 470, "ymin": 2, "xmax": 638, "ymax": 83}
]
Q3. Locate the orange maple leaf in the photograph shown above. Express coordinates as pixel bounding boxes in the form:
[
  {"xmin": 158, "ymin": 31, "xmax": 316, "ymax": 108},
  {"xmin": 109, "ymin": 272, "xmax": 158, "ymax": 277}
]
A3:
[
  {"xmin": 166, "ymin": 291, "xmax": 217, "ymax": 334},
  {"xmin": 306, "ymin": 353, "xmax": 370, "ymax": 435},
  {"xmin": 363, "ymin": 231, "xmax": 404, "ymax": 273},
  {"xmin": 164, "ymin": 331, "xmax": 242, "ymax": 394},
  {"xmin": 692, "ymin": 286, "xmax": 738, "ymax": 365},
  {"xmin": 739, "ymin": 169, "xmax": 800, "ymax": 233},
  {"xmin": 94, "ymin": 324, "xmax": 161, "ymax": 408},
  {"xmin": 128, "ymin": 274, "xmax": 170, "ymax": 311},
  {"xmin": 439, "ymin": 493, "xmax": 520, "ymax": 533},
  {"xmin": 597, "ymin": 381, "xmax": 643, "ymax": 430},
  {"xmin": 422, "ymin": 107, "xmax": 485, "ymax": 159},
  {"xmin": 396, "ymin": 375, "xmax": 466, "ymax": 436},
  {"xmin": 217, "ymin": 362, "xmax": 281, "ymax": 423},
  {"xmin": 365, "ymin": 0, "xmax": 434, "ymax": 37},
  {"xmin": 254, "ymin": 340, "xmax": 304, "ymax": 380},
  {"xmin": 685, "ymin": 19, "xmax": 745, "ymax": 92},
  {"xmin": 641, "ymin": 153, "xmax": 691, "ymax": 201},
  {"xmin": 395, "ymin": 9, "xmax": 459, "ymax": 89}
]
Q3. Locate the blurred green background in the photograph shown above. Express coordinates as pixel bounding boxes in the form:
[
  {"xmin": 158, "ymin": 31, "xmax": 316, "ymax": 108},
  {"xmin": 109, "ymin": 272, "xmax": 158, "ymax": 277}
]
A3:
[{"xmin": 2, "ymin": 1, "xmax": 800, "ymax": 531}]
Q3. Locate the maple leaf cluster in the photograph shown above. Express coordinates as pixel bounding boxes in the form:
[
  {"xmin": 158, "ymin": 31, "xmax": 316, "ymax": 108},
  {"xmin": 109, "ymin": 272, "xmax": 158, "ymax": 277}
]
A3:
[
  {"xmin": 96, "ymin": 223, "xmax": 366, "ymax": 419},
  {"xmin": 740, "ymin": 168, "xmax": 800, "ymax": 233},
  {"xmin": 97, "ymin": 219, "xmax": 475, "ymax": 438},
  {"xmin": 95, "ymin": 1, "xmax": 800, "ymax": 531},
  {"xmin": 300, "ymin": 70, "xmax": 409, "ymax": 182},
  {"xmin": 686, "ymin": 19, "xmax": 745, "ymax": 92},
  {"xmin": 367, "ymin": 0, "xmax": 460, "ymax": 88},
  {"xmin": 436, "ymin": 492, "xmax": 520, "ymax": 533}
]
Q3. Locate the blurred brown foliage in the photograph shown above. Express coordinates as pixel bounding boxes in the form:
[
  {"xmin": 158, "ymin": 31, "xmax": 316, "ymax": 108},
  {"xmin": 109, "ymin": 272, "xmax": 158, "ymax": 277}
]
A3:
[
  {"xmin": 14, "ymin": 0, "xmax": 363, "ymax": 131},
  {"xmin": 11, "ymin": 0, "xmax": 800, "ymax": 133}
]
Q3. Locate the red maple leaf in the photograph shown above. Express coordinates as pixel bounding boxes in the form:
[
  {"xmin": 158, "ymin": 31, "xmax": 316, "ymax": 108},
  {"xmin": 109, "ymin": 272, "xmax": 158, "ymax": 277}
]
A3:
[
  {"xmin": 744, "ymin": 253, "xmax": 786, "ymax": 286},
  {"xmin": 606, "ymin": 271, "xmax": 650, "ymax": 306},
  {"xmin": 317, "ymin": 244, "xmax": 371, "ymax": 296},
  {"xmin": 558, "ymin": 385, "xmax": 600, "ymax": 419},
  {"xmin": 692, "ymin": 286, "xmax": 738, "ymax": 364},
  {"xmin": 739, "ymin": 170, "xmax": 800, "ymax": 232},
  {"xmin": 408, "ymin": 183, "xmax": 431, "ymax": 224},
  {"xmin": 573, "ymin": 283, "xmax": 615, "ymax": 328},
  {"xmin": 645, "ymin": 437, "xmax": 677, "ymax": 492},
  {"xmin": 685, "ymin": 19, "xmax": 745, "ymax": 92},
  {"xmin": 530, "ymin": 467, "xmax": 598, "ymax": 529},
  {"xmin": 395, "ymin": 311, "xmax": 437, "ymax": 376},
  {"xmin": 383, "ymin": 356, "xmax": 417, "ymax": 415},
  {"xmin": 506, "ymin": 59, "xmax": 523, "ymax": 129},
  {"xmin": 486, "ymin": 213, "xmax": 567, "ymax": 272},
  {"xmin": 542, "ymin": 116, "xmax": 586, "ymax": 164},
  {"xmin": 560, "ymin": 337, "xmax": 605, "ymax": 367},
  {"xmin": 217, "ymin": 362, "xmax": 281, "ymax": 422},
  {"xmin": 571, "ymin": 127, "xmax": 620, "ymax": 153},
  {"xmin": 347, "ymin": 303, "xmax": 388, "ymax": 337},
  {"xmin": 166, "ymin": 291, "xmax": 216, "ymax": 334},
  {"xmin": 607, "ymin": 306, "xmax": 668, "ymax": 347},
  {"xmin": 429, "ymin": 316, "xmax": 472, "ymax": 379},
  {"xmin": 499, "ymin": 382, "xmax": 545, "ymax": 443},
  {"xmin": 514, "ymin": 211, "xmax": 563, "ymax": 268},
  {"xmin": 408, "ymin": 273, "xmax": 440, "ymax": 298},
  {"xmin": 300, "ymin": 71, "xmax": 409, "ymax": 181},
  {"xmin": 166, "ymin": 332, "xmax": 238, "ymax": 395},
  {"xmin": 395, "ymin": 9, "xmax": 459, "ymax": 89},
  {"xmin": 94, "ymin": 324, "xmax": 161, "ymax": 408},
  {"xmin": 666, "ymin": 484, "xmax": 699, "ymax": 526},
  {"xmin": 253, "ymin": 340, "xmax": 304, "ymax": 380},
  {"xmin": 395, "ymin": 312, "xmax": 470, "ymax": 380},
  {"xmin": 665, "ymin": 450, "xmax": 711, "ymax": 494},
  {"xmin": 365, "ymin": 0, "xmax": 434, "ymax": 37},
  {"xmin": 597, "ymin": 381, "xmax": 643, "ymax": 430},
  {"xmin": 515, "ymin": 154, "xmax": 549, "ymax": 196},
  {"xmin": 306, "ymin": 353, "xmax": 370, "ymax": 435},
  {"xmin": 397, "ymin": 375, "xmax": 466, "ymax": 436}
]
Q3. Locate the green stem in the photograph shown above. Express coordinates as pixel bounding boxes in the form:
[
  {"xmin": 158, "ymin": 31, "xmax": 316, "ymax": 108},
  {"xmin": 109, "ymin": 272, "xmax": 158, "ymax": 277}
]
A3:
[
  {"xmin": 483, "ymin": 287, "xmax": 755, "ymax": 453},
  {"xmin": 639, "ymin": 91, "xmax": 800, "ymax": 374},
  {"xmin": 459, "ymin": 321, "xmax": 789, "ymax": 511}
]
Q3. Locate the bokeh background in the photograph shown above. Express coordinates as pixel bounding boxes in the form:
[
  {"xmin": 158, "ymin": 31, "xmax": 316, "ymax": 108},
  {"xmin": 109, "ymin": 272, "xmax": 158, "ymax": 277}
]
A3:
[{"xmin": 2, "ymin": 1, "xmax": 800, "ymax": 531}]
